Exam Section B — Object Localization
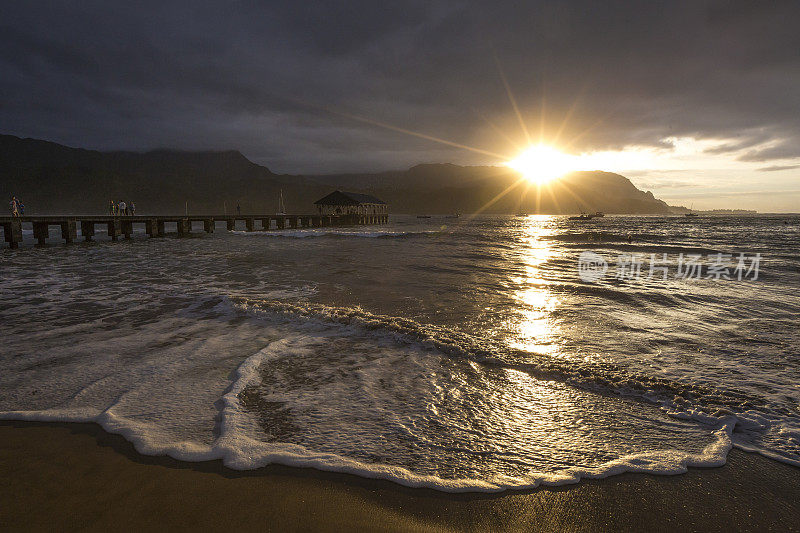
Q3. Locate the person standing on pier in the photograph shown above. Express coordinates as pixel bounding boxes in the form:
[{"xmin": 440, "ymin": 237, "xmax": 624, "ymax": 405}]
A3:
[
  {"xmin": 236, "ymin": 202, "xmax": 241, "ymax": 215},
  {"xmin": 9, "ymin": 196, "xmax": 20, "ymax": 217},
  {"xmin": 130, "ymin": 201, "xmax": 136, "ymax": 216},
  {"xmin": 109, "ymin": 200, "xmax": 116, "ymax": 215},
  {"xmin": 119, "ymin": 200, "xmax": 127, "ymax": 216}
]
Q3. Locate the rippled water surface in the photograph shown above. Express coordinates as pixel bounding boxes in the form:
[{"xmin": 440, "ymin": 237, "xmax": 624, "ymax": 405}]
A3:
[{"xmin": 1, "ymin": 215, "xmax": 799, "ymax": 490}]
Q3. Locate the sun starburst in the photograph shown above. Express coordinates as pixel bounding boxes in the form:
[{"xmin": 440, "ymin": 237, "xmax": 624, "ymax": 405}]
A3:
[{"xmin": 506, "ymin": 145, "xmax": 573, "ymax": 184}]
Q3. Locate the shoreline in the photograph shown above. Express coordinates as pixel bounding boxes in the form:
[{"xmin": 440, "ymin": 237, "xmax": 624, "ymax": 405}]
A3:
[{"xmin": 2, "ymin": 421, "xmax": 799, "ymax": 532}]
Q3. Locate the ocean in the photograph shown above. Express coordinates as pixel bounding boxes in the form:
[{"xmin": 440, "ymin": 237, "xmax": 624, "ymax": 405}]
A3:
[{"xmin": 1, "ymin": 214, "xmax": 799, "ymax": 492}]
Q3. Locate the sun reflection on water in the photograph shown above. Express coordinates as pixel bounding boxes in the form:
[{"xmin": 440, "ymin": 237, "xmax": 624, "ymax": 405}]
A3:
[{"xmin": 508, "ymin": 216, "xmax": 561, "ymax": 355}]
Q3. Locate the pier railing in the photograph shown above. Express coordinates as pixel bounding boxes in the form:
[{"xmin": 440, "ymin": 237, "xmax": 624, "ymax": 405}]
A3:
[{"xmin": 0, "ymin": 213, "xmax": 389, "ymax": 249}]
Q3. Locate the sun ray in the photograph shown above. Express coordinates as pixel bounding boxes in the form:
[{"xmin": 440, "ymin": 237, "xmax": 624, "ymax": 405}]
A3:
[
  {"xmin": 553, "ymin": 179, "xmax": 594, "ymax": 213},
  {"xmin": 322, "ymin": 107, "xmax": 510, "ymax": 160},
  {"xmin": 538, "ymin": 90, "xmax": 547, "ymax": 145},
  {"xmin": 493, "ymin": 52, "xmax": 531, "ymax": 145},
  {"xmin": 472, "ymin": 108, "xmax": 525, "ymax": 152},
  {"xmin": 558, "ymin": 110, "xmax": 616, "ymax": 152},
  {"xmin": 284, "ymin": 95, "xmax": 511, "ymax": 160},
  {"xmin": 536, "ymin": 180, "xmax": 546, "ymax": 214},
  {"xmin": 514, "ymin": 180, "xmax": 532, "ymax": 214},
  {"xmin": 551, "ymin": 86, "xmax": 589, "ymax": 146},
  {"xmin": 467, "ymin": 172, "xmax": 530, "ymax": 218},
  {"xmin": 544, "ymin": 180, "xmax": 563, "ymax": 213}
]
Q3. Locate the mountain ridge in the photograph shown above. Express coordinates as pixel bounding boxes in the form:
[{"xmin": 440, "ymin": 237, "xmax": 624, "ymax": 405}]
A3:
[{"xmin": 0, "ymin": 134, "xmax": 671, "ymax": 215}]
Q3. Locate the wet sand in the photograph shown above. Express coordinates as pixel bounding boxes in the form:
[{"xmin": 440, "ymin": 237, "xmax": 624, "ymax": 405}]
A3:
[{"xmin": 1, "ymin": 421, "xmax": 799, "ymax": 532}]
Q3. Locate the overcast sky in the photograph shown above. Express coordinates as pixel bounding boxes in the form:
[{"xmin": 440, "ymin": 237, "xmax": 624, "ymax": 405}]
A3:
[{"xmin": 2, "ymin": 1, "xmax": 799, "ymax": 210}]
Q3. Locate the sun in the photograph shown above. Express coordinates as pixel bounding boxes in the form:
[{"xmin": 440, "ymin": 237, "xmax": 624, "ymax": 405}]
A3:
[{"xmin": 506, "ymin": 145, "xmax": 573, "ymax": 184}]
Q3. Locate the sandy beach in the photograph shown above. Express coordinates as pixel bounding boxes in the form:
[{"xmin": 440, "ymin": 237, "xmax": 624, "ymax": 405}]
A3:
[{"xmin": 1, "ymin": 421, "xmax": 798, "ymax": 532}]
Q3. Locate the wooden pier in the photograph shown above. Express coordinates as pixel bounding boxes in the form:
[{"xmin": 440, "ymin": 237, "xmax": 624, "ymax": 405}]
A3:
[{"xmin": 0, "ymin": 213, "xmax": 389, "ymax": 249}]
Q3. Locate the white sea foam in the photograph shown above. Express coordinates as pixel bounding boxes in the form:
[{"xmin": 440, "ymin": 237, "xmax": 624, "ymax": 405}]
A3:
[
  {"xmin": 230, "ymin": 229, "xmax": 436, "ymax": 238},
  {"xmin": 0, "ymin": 329, "xmax": 741, "ymax": 492},
  {"xmin": 1, "ymin": 295, "xmax": 787, "ymax": 492}
]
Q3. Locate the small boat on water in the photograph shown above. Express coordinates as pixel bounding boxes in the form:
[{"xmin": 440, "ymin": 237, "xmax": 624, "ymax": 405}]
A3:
[
  {"xmin": 416, "ymin": 215, "xmax": 431, "ymax": 219},
  {"xmin": 444, "ymin": 213, "xmax": 460, "ymax": 219},
  {"xmin": 515, "ymin": 213, "xmax": 528, "ymax": 217},
  {"xmin": 568, "ymin": 204, "xmax": 603, "ymax": 221},
  {"xmin": 685, "ymin": 212, "xmax": 699, "ymax": 217}
]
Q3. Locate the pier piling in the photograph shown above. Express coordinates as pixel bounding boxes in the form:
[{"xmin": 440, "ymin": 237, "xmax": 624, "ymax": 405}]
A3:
[
  {"xmin": 81, "ymin": 221, "xmax": 95, "ymax": 241},
  {"xmin": 121, "ymin": 220, "xmax": 133, "ymax": 239},
  {"xmin": 61, "ymin": 220, "xmax": 77, "ymax": 243},
  {"xmin": 32, "ymin": 222, "xmax": 49, "ymax": 245},
  {"xmin": 1, "ymin": 219, "xmax": 23, "ymax": 249},
  {"xmin": 108, "ymin": 219, "xmax": 121, "ymax": 241},
  {"xmin": 145, "ymin": 219, "xmax": 160, "ymax": 238},
  {"xmin": 177, "ymin": 218, "xmax": 191, "ymax": 236}
]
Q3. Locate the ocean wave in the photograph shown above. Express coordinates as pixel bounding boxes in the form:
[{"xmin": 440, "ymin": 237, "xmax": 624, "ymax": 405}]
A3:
[
  {"xmin": 230, "ymin": 229, "xmax": 437, "ymax": 239},
  {"xmin": 541, "ymin": 232, "xmax": 677, "ymax": 243},
  {"xmin": 232, "ymin": 299, "xmax": 800, "ymax": 468},
  {"xmin": 1, "ymin": 294, "xmax": 798, "ymax": 492},
  {"xmin": 0, "ymin": 401, "xmax": 737, "ymax": 492},
  {"xmin": 0, "ymin": 330, "xmax": 738, "ymax": 493}
]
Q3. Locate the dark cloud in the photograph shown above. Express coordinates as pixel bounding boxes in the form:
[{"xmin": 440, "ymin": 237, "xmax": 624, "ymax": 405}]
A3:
[
  {"xmin": 738, "ymin": 141, "xmax": 800, "ymax": 162},
  {"xmin": 1, "ymin": 1, "xmax": 799, "ymax": 173},
  {"xmin": 703, "ymin": 131, "xmax": 774, "ymax": 155},
  {"xmin": 758, "ymin": 164, "xmax": 800, "ymax": 172},
  {"xmin": 660, "ymin": 189, "xmax": 800, "ymax": 199}
]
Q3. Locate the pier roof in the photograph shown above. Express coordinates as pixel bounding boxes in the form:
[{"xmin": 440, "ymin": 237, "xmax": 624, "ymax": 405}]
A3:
[{"xmin": 314, "ymin": 191, "xmax": 386, "ymax": 206}]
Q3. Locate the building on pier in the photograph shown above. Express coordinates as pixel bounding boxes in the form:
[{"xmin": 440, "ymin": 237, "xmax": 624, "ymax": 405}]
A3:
[{"xmin": 314, "ymin": 191, "xmax": 388, "ymax": 217}]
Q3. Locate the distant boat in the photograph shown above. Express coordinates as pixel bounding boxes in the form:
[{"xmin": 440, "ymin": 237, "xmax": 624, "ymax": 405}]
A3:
[
  {"xmin": 685, "ymin": 213, "xmax": 699, "ymax": 217},
  {"xmin": 277, "ymin": 190, "xmax": 287, "ymax": 215},
  {"xmin": 515, "ymin": 213, "xmax": 528, "ymax": 217},
  {"xmin": 445, "ymin": 213, "xmax": 460, "ymax": 219},
  {"xmin": 569, "ymin": 203, "xmax": 602, "ymax": 220},
  {"xmin": 416, "ymin": 215, "xmax": 431, "ymax": 219}
]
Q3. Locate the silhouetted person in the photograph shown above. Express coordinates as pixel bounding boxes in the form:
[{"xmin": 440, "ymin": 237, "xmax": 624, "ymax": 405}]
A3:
[
  {"xmin": 130, "ymin": 202, "xmax": 136, "ymax": 215},
  {"xmin": 109, "ymin": 200, "xmax": 115, "ymax": 215},
  {"xmin": 119, "ymin": 201, "xmax": 127, "ymax": 216},
  {"xmin": 236, "ymin": 202, "xmax": 241, "ymax": 215},
  {"xmin": 9, "ymin": 196, "xmax": 20, "ymax": 217}
]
